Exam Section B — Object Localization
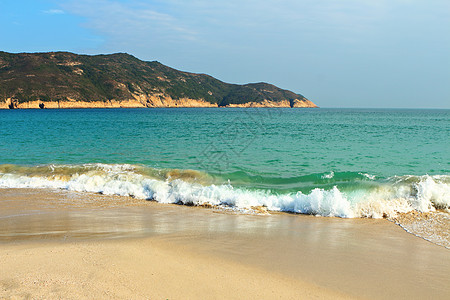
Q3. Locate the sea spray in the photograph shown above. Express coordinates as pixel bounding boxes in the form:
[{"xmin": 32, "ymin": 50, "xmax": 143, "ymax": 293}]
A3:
[{"xmin": 1, "ymin": 164, "xmax": 448, "ymax": 219}]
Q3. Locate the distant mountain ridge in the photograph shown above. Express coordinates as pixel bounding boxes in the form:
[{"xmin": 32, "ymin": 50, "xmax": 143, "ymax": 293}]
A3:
[{"xmin": 0, "ymin": 51, "xmax": 317, "ymax": 109}]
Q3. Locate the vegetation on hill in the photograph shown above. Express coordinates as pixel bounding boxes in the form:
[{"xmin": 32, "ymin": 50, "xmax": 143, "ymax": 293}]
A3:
[{"xmin": 0, "ymin": 51, "xmax": 312, "ymax": 107}]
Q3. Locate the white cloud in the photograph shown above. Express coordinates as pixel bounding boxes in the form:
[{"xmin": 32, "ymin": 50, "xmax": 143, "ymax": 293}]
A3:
[
  {"xmin": 61, "ymin": 0, "xmax": 197, "ymax": 44},
  {"xmin": 57, "ymin": 0, "xmax": 397, "ymax": 53},
  {"xmin": 43, "ymin": 9, "xmax": 65, "ymax": 15}
]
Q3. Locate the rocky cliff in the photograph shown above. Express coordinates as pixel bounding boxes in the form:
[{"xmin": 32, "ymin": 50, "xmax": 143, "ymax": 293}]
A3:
[{"xmin": 0, "ymin": 51, "xmax": 318, "ymax": 109}]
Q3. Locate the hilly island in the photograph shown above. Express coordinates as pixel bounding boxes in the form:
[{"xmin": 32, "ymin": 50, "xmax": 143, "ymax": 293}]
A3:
[{"xmin": 0, "ymin": 51, "xmax": 317, "ymax": 109}]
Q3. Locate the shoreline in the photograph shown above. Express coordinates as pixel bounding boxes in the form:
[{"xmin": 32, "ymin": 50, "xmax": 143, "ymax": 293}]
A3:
[
  {"xmin": 0, "ymin": 98, "xmax": 318, "ymax": 109},
  {"xmin": 1, "ymin": 188, "xmax": 449, "ymax": 299},
  {"xmin": 0, "ymin": 106, "xmax": 319, "ymax": 110}
]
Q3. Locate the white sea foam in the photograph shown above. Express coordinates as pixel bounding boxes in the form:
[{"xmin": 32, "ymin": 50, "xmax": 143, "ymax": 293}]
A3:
[
  {"xmin": 0, "ymin": 164, "xmax": 449, "ymax": 219},
  {"xmin": 321, "ymin": 171, "xmax": 335, "ymax": 179},
  {"xmin": 359, "ymin": 172, "xmax": 376, "ymax": 180}
]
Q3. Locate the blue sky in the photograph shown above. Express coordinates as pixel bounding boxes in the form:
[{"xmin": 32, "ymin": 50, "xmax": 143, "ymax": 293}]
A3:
[{"xmin": 1, "ymin": 0, "xmax": 449, "ymax": 108}]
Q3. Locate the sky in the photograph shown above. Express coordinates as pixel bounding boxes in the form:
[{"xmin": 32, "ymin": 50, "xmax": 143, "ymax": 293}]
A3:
[{"xmin": 0, "ymin": 0, "xmax": 449, "ymax": 108}]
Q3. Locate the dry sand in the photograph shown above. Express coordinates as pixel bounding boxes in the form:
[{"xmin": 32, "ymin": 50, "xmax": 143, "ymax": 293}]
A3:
[{"xmin": 1, "ymin": 188, "xmax": 449, "ymax": 299}]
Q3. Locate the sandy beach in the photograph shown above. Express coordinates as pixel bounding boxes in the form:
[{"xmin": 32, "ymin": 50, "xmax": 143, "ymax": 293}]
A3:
[
  {"xmin": 1, "ymin": 188, "xmax": 449, "ymax": 299},
  {"xmin": 2, "ymin": 0, "xmax": 449, "ymax": 298},
  {"xmin": 1, "ymin": 238, "xmax": 345, "ymax": 299}
]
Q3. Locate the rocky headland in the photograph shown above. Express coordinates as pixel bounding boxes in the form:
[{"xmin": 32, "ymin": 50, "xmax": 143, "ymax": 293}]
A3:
[{"xmin": 0, "ymin": 51, "xmax": 318, "ymax": 109}]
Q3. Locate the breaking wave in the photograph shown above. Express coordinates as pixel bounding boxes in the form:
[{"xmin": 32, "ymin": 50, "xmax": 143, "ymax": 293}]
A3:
[{"xmin": 0, "ymin": 164, "xmax": 449, "ymax": 218}]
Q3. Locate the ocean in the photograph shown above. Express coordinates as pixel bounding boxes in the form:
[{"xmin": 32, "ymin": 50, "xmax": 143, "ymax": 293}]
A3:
[{"xmin": 0, "ymin": 108, "xmax": 449, "ymax": 245}]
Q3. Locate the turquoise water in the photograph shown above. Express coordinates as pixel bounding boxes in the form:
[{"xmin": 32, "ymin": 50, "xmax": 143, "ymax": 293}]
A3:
[{"xmin": 0, "ymin": 108, "xmax": 449, "ymax": 218}]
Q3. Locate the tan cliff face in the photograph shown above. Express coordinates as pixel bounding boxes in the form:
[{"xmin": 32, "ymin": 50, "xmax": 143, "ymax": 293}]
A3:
[
  {"xmin": 0, "ymin": 96, "xmax": 218, "ymax": 109},
  {"xmin": 0, "ymin": 98, "xmax": 144, "ymax": 109},
  {"xmin": 141, "ymin": 95, "xmax": 218, "ymax": 107},
  {"xmin": 0, "ymin": 95, "xmax": 317, "ymax": 109},
  {"xmin": 224, "ymin": 99, "xmax": 318, "ymax": 108},
  {"xmin": 225, "ymin": 100, "xmax": 291, "ymax": 108},
  {"xmin": 291, "ymin": 99, "xmax": 318, "ymax": 108}
]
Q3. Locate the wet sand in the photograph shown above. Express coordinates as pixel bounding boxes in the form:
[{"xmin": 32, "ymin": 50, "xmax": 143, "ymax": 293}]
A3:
[
  {"xmin": 1, "ymin": 188, "xmax": 449, "ymax": 299},
  {"xmin": 389, "ymin": 210, "xmax": 450, "ymax": 249}
]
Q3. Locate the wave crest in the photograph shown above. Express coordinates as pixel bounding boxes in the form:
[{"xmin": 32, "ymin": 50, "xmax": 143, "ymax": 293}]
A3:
[{"xmin": 0, "ymin": 164, "xmax": 448, "ymax": 218}]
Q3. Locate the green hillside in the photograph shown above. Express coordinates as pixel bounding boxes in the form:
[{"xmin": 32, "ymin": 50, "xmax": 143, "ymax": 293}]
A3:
[{"xmin": 0, "ymin": 51, "xmax": 312, "ymax": 107}]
